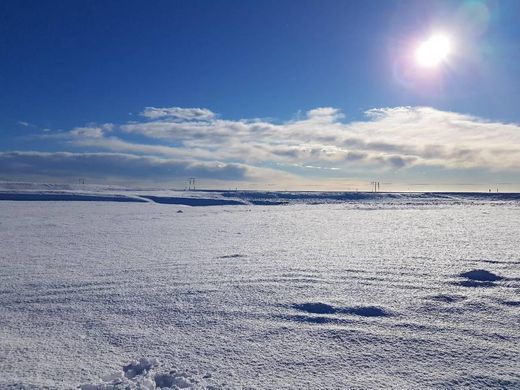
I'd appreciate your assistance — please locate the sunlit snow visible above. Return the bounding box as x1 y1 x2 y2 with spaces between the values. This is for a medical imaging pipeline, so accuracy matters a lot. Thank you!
0 183 519 389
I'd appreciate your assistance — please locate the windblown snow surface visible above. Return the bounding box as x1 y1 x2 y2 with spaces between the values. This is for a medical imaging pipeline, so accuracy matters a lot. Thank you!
1 187 520 389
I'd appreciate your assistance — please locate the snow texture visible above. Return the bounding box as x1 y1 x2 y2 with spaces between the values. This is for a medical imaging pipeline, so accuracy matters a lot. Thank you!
1 184 520 389
79 358 223 389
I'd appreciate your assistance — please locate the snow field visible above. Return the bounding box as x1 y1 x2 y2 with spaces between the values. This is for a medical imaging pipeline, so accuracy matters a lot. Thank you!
0 201 519 389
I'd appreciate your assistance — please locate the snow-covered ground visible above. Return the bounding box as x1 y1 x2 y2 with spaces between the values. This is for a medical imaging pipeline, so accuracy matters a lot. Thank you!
1 192 519 388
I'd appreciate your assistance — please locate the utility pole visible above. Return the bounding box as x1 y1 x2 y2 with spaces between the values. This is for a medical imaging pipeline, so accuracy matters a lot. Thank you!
188 177 196 190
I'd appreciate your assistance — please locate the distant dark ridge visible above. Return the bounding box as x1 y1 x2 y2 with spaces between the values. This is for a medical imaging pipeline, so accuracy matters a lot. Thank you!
427 192 520 201
219 191 520 203
0 192 147 203
2 190 519 205
249 200 287 205
140 195 247 206
221 191 376 200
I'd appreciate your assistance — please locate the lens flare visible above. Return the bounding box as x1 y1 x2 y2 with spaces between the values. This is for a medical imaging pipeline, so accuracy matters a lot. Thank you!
415 34 452 67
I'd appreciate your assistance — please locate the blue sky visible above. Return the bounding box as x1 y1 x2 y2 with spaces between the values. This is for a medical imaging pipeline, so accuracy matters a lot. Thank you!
1 0 520 190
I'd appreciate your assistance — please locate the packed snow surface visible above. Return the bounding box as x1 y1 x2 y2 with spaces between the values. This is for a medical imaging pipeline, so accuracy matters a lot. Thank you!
1 188 520 388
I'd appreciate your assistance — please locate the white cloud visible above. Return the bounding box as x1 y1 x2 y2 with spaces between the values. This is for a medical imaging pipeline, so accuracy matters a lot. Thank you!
0 151 248 181
111 105 520 171
0 150 299 187
305 107 345 122
11 105 520 187
140 106 216 121
344 107 520 170
69 127 105 139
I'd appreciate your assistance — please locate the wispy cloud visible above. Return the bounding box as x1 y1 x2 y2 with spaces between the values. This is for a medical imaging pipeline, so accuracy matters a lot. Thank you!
8 105 520 187
0 151 255 182
73 105 520 170
140 106 217 121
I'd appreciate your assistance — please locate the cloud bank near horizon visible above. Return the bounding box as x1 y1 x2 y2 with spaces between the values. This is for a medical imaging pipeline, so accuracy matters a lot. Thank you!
4 105 520 189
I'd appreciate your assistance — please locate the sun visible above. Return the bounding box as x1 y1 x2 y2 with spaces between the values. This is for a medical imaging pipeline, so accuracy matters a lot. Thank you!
415 34 452 67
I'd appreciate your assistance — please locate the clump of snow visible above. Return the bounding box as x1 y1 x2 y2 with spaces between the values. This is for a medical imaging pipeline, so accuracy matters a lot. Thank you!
80 358 222 390
123 358 159 379
154 371 198 389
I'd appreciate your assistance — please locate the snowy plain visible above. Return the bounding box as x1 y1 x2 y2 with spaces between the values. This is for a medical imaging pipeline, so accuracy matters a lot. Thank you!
0 186 519 389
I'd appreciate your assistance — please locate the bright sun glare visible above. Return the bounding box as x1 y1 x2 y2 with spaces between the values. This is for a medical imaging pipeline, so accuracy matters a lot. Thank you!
415 34 452 68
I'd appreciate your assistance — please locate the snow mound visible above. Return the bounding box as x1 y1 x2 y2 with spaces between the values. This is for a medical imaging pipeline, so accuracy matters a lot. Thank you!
293 302 391 317
293 302 337 314
459 269 504 282
80 358 223 390
343 306 391 317
456 269 505 287
287 314 337 324
123 358 159 379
